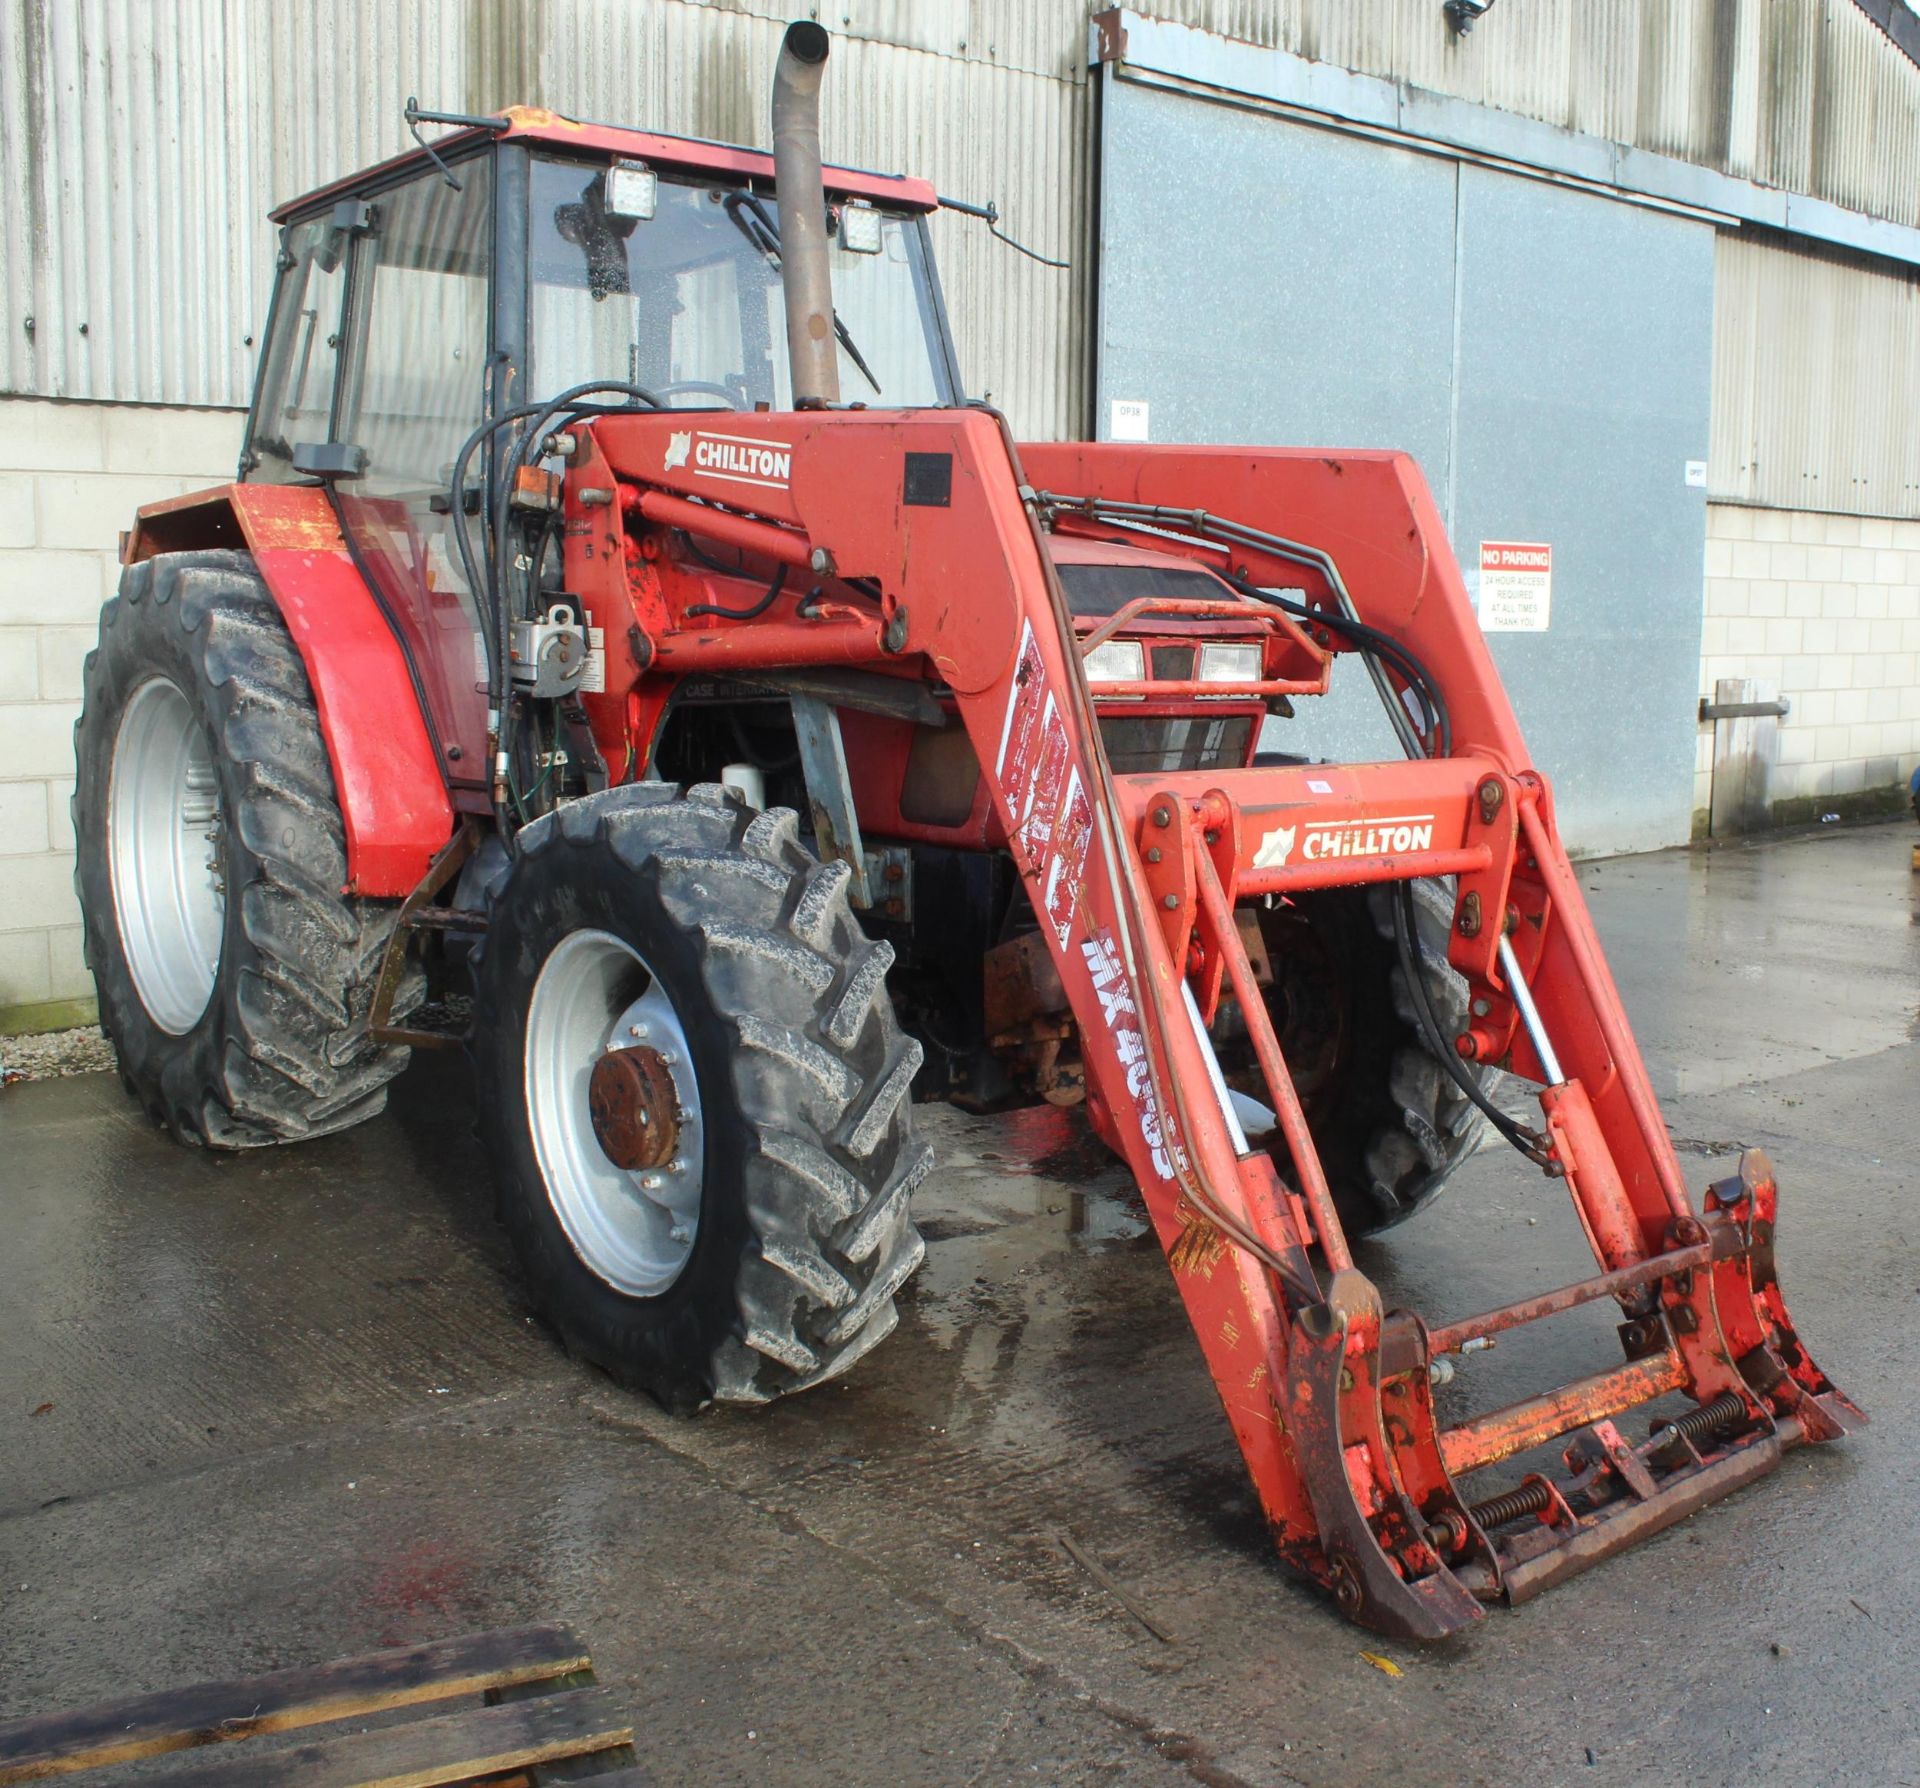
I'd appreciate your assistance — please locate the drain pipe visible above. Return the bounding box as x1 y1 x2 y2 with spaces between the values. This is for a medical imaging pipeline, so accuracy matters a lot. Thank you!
771 21 841 406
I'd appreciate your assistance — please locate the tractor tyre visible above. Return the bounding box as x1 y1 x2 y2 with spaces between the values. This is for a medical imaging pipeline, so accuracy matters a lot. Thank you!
72 549 417 1147
1254 878 1485 1239
469 782 930 1413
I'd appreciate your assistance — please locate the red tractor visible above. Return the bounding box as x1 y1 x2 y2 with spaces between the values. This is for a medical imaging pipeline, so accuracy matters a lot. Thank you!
74 25 1858 1635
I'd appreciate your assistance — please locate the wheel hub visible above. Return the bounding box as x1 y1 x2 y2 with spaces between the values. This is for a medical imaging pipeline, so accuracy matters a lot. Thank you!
588 1045 682 1171
108 676 226 1035
523 929 705 1297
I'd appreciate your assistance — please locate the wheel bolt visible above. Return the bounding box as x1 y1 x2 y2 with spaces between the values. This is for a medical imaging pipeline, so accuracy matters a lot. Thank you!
670 1223 691 1244
628 1023 648 1039
640 1173 662 1192
667 1156 686 1175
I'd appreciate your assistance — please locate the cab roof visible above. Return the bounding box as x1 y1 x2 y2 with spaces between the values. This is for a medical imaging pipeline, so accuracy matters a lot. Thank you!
270 105 941 224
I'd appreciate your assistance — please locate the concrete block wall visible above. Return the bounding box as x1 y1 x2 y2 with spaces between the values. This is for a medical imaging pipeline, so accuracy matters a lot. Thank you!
0 398 243 1033
2 402 1916 1030
1695 503 1920 833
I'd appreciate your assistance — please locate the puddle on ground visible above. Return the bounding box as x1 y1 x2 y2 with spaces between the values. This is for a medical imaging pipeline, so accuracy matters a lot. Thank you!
914 1102 1150 1247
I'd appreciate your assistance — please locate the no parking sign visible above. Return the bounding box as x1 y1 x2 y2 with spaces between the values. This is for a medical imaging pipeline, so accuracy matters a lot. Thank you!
1477 541 1553 632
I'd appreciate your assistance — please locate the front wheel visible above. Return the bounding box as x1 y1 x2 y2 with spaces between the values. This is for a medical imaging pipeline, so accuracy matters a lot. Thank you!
470 783 930 1412
1248 877 1486 1238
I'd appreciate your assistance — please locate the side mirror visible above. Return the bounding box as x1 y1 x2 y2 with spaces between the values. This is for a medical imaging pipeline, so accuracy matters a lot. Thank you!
291 441 369 481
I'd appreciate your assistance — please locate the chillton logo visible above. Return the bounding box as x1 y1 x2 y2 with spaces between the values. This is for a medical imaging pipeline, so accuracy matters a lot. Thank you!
667 430 792 490
1253 813 1435 867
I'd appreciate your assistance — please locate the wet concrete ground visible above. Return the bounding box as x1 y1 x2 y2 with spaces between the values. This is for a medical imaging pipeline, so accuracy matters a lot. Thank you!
4 821 1918 1786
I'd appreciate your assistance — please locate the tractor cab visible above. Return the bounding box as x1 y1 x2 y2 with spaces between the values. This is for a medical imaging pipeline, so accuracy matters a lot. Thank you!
239 106 962 789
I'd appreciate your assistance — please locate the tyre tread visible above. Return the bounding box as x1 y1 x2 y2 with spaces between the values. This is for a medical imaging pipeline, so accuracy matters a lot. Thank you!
475 785 926 1409
73 549 414 1149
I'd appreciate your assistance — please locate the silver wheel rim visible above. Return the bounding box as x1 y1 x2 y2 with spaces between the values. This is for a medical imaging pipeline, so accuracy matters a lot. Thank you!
524 928 705 1296
108 677 225 1035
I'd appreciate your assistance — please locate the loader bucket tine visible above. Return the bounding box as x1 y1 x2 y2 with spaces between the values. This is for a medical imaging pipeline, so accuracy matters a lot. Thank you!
1285 1272 1486 1636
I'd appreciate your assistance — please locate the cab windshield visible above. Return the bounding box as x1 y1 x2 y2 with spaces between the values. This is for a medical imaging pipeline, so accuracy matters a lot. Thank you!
529 157 953 409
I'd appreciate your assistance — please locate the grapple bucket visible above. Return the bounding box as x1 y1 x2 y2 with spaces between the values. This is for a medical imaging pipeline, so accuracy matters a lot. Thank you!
1092 755 1862 1634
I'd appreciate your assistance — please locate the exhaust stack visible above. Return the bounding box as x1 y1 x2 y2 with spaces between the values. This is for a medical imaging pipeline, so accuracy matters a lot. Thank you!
771 21 840 406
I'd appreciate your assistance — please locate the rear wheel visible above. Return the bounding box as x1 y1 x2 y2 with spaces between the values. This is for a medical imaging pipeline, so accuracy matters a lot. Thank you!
73 550 415 1146
471 782 930 1412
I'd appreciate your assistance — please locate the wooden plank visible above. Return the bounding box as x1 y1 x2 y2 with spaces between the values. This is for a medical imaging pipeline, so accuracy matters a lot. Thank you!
0 1626 592 1784
482 1677 635 1782
160 1686 632 1788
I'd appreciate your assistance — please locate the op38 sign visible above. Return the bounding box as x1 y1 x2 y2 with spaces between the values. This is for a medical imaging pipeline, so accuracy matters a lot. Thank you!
1477 541 1553 632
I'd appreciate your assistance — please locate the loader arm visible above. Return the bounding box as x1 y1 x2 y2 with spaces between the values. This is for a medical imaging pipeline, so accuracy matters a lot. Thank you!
590 405 1860 1636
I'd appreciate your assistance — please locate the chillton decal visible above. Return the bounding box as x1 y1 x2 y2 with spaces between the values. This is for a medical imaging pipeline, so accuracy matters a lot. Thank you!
1253 813 1436 869
663 429 793 490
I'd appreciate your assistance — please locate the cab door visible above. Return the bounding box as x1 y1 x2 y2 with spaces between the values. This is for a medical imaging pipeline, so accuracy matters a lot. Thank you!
331 165 495 792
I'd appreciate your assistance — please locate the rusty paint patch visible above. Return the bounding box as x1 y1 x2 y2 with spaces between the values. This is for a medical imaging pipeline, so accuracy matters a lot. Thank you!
1168 1203 1228 1279
246 509 347 554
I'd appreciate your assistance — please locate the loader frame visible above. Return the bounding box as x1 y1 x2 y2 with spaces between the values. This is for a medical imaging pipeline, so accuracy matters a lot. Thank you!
561 405 1861 1636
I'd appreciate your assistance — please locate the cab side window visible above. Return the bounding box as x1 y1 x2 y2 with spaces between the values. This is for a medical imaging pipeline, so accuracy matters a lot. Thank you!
246 216 349 482
338 171 493 497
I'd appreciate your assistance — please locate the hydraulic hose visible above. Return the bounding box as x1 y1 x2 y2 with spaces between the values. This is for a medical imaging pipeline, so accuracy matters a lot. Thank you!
686 563 789 622
458 381 662 838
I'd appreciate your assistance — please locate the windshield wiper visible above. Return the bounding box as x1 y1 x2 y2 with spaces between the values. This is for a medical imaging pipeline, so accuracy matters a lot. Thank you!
723 191 882 397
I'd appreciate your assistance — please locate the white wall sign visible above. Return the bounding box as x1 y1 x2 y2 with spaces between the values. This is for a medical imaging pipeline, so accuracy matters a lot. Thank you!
1109 398 1151 441
1477 541 1552 632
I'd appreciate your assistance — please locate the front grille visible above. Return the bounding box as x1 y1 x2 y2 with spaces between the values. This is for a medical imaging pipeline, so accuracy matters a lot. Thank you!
1098 714 1253 775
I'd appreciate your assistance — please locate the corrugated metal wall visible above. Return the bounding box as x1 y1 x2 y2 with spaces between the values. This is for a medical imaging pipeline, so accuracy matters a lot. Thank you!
0 0 1089 438
3 0 1918 461
1711 229 1920 515
1077 0 1920 229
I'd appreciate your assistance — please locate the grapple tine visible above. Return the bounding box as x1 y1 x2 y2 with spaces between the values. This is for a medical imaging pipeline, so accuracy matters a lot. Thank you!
1701 1148 1866 1440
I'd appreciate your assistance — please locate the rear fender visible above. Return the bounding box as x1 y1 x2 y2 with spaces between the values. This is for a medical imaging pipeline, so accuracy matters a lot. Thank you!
128 484 453 897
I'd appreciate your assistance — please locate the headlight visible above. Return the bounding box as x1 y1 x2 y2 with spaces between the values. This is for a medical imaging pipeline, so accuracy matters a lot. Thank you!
1083 640 1146 683
839 199 883 254
1198 643 1262 683
604 160 657 220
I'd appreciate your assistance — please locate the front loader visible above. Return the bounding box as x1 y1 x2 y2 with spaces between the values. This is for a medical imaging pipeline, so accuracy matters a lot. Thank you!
73 23 1858 1636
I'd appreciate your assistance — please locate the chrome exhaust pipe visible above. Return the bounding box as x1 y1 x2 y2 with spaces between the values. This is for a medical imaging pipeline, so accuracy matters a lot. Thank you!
771 20 840 406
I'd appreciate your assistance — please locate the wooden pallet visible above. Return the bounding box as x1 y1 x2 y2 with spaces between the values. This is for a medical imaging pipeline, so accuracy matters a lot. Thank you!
0 1624 642 1787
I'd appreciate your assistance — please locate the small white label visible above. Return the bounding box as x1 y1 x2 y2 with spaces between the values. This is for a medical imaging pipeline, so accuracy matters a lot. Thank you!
473 628 489 683
1684 459 1708 488
1306 777 1333 794
579 626 606 694
1477 541 1552 633
1109 398 1150 442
